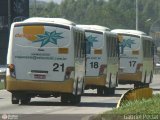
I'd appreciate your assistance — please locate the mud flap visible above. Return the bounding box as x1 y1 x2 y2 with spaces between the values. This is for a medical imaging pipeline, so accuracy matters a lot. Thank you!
117 87 153 108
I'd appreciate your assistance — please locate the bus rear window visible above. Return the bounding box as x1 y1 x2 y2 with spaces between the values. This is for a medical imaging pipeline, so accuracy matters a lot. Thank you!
85 31 103 49
13 25 70 48
119 35 140 53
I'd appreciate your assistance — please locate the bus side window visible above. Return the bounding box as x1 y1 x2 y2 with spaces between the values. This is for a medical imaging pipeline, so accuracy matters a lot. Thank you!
143 40 153 58
111 38 114 57
113 37 117 57
147 41 151 58
77 31 81 58
81 33 86 57
107 36 110 57
107 36 112 58
143 40 146 58
150 41 154 57
74 30 78 58
151 42 154 57
116 37 120 57
106 36 109 57
110 36 113 57
79 32 82 58
75 30 85 58
110 37 113 57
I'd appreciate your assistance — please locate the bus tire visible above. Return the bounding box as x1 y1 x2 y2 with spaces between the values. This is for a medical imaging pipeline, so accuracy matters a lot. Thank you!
104 87 115 96
20 97 31 105
97 88 104 95
143 83 149 87
134 82 149 88
110 88 115 95
81 78 85 94
134 83 140 88
61 94 68 103
116 72 118 86
70 95 81 104
12 94 19 104
143 71 147 84
149 71 153 83
141 71 149 87
104 88 109 96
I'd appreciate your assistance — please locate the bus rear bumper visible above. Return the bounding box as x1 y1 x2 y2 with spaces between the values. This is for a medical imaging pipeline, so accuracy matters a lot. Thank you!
118 72 142 84
84 75 106 89
5 76 74 93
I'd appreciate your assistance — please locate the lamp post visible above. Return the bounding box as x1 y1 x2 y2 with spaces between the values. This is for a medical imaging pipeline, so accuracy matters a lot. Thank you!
149 19 160 56
136 0 138 30
145 18 151 34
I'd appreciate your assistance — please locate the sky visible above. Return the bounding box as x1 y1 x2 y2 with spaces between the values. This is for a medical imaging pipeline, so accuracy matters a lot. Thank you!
37 0 63 4
37 0 108 4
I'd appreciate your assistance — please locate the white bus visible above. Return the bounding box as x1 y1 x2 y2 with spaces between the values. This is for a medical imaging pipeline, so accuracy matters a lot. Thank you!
6 17 86 104
77 25 119 95
111 29 154 87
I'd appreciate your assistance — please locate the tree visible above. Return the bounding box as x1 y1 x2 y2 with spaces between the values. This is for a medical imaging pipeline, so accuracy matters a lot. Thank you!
29 0 160 34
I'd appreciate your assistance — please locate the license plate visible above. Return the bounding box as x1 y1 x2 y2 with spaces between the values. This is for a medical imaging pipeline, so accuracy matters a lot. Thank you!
34 74 46 79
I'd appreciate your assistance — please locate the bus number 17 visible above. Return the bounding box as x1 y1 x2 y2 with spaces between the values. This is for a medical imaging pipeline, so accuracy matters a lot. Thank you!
129 61 136 67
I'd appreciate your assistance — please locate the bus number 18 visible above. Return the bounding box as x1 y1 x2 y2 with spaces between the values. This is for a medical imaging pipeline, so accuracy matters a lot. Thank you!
90 62 99 69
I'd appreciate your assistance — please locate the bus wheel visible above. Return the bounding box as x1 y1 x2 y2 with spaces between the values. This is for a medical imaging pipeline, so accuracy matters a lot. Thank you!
12 94 19 104
20 97 31 105
104 87 115 96
134 82 149 88
149 71 153 83
97 88 104 95
70 95 81 104
81 78 85 94
61 94 69 103
134 83 140 88
110 88 115 95
142 83 149 87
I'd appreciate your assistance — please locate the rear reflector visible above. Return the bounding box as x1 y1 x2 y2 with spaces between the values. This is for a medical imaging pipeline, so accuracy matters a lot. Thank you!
58 48 68 54
8 64 15 70
8 64 16 78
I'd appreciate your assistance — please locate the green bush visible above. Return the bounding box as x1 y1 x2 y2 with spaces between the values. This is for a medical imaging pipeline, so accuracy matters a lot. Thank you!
93 94 160 120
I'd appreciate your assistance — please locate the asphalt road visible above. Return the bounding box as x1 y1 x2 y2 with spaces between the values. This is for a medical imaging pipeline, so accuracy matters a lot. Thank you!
0 74 159 120
0 89 121 120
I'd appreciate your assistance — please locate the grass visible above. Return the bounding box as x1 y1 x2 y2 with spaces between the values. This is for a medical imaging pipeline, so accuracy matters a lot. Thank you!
0 82 4 90
93 94 160 120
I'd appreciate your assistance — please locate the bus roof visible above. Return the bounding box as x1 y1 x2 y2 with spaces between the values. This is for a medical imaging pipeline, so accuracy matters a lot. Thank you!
22 17 76 26
111 29 147 36
77 25 110 32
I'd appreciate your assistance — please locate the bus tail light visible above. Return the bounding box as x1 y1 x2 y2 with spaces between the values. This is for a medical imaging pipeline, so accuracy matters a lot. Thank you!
136 63 143 72
99 64 107 75
64 67 74 79
8 64 16 78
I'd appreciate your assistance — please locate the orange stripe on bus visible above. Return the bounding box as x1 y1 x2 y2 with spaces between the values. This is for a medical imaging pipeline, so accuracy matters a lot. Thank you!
94 49 102 54
58 48 68 54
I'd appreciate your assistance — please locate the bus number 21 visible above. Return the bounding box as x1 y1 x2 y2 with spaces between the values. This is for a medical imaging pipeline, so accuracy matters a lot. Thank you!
53 63 64 72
